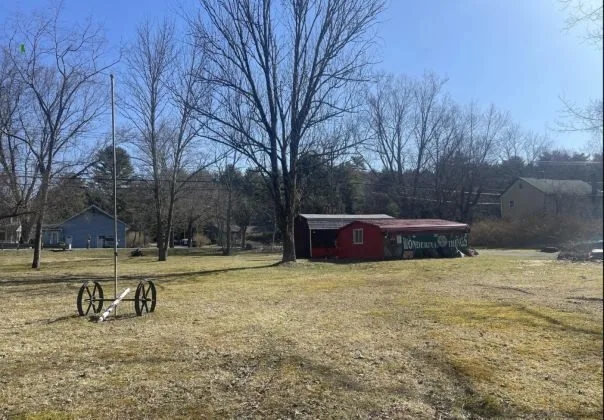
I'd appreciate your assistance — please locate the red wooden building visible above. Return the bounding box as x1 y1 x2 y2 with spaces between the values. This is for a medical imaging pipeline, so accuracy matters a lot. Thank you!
294 214 393 258
336 219 470 260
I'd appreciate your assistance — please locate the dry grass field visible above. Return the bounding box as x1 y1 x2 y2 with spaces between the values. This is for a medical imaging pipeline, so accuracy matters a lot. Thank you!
0 248 602 419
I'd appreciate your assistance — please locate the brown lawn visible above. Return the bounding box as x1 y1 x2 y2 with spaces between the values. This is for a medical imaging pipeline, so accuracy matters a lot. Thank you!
0 248 602 419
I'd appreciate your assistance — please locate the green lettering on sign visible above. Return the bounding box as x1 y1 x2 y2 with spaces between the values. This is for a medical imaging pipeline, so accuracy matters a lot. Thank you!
402 233 468 250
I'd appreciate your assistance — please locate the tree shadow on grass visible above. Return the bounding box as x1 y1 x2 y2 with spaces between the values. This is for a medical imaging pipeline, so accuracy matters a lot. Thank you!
0 262 280 288
23 313 80 325
451 301 602 337
473 283 534 295
510 304 603 336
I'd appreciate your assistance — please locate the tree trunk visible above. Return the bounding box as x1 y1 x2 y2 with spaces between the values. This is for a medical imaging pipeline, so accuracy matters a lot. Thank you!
271 213 277 251
156 212 166 261
240 225 247 249
31 174 51 269
158 243 167 260
20 216 34 246
224 188 232 256
187 218 194 248
161 199 177 261
31 217 44 269
281 207 296 262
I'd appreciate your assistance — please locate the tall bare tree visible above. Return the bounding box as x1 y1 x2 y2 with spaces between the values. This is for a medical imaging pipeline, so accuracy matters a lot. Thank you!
425 103 464 218
557 97 603 156
557 0 603 155
410 72 449 208
124 20 212 261
191 0 384 262
0 50 39 228
560 0 603 47
364 74 414 215
2 7 116 268
521 130 553 165
499 125 552 164
454 103 509 221
217 151 241 256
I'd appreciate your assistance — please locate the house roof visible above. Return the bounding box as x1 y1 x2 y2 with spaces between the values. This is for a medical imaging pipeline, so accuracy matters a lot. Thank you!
52 205 129 228
299 213 393 230
517 178 599 196
345 218 469 233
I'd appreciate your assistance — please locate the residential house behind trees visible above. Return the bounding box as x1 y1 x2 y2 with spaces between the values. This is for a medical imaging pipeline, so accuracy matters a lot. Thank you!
500 177 603 220
42 205 128 249
0 217 22 246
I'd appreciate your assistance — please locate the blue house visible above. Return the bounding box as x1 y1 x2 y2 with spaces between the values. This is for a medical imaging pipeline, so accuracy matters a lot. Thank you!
42 205 128 248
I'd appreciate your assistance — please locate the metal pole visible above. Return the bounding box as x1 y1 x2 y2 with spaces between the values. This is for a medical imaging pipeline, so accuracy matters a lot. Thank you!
111 74 118 314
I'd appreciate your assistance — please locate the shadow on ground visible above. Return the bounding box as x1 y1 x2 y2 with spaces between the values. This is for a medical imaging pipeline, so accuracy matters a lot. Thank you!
0 263 280 288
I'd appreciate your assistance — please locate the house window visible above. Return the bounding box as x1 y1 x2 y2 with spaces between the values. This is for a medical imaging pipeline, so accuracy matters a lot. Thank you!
518 182 523 189
353 228 363 244
509 200 515 208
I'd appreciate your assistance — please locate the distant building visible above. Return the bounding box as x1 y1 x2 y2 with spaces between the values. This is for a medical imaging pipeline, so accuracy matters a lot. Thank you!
294 214 393 258
42 205 128 248
500 177 603 220
336 219 469 260
0 217 22 246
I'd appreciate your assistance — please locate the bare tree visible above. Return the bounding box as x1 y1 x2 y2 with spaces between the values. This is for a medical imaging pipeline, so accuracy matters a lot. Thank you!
0 50 39 228
123 20 212 261
217 151 240 255
2 7 117 268
191 0 384 262
364 74 414 215
560 0 603 47
557 0 602 155
426 102 464 218
499 125 552 165
455 103 509 221
556 97 603 156
499 123 525 162
522 130 553 165
409 73 449 214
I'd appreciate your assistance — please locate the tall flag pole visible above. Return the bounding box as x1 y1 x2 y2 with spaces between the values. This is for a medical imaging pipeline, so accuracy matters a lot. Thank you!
111 74 118 316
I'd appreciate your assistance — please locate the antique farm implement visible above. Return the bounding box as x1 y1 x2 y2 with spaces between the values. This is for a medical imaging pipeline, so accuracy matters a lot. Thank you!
76 74 157 321
76 280 156 318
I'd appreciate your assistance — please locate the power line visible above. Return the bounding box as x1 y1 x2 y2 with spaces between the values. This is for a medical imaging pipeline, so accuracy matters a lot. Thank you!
536 160 603 165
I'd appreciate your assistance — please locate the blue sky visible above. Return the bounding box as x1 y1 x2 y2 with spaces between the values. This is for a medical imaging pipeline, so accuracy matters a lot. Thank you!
2 0 602 151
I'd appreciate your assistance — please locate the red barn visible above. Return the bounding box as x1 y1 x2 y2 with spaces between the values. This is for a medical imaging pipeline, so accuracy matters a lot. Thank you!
294 214 393 258
336 219 470 260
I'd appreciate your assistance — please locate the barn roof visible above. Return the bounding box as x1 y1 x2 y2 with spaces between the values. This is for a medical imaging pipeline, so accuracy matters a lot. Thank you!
346 218 469 233
299 214 393 230
503 177 599 196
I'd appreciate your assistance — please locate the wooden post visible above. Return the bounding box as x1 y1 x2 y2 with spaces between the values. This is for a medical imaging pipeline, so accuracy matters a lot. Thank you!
97 288 130 323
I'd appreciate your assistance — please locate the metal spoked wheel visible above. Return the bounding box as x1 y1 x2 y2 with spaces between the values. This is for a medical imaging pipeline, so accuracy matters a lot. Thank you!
135 280 156 316
77 281 104 316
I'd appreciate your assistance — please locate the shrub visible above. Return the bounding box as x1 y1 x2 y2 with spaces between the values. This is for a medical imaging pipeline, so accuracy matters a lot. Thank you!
470 214 602 248
193 233 210 247
126 231 147 248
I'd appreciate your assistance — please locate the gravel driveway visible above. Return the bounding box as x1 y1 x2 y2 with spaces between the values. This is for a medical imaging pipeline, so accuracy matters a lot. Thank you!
476 248 559 260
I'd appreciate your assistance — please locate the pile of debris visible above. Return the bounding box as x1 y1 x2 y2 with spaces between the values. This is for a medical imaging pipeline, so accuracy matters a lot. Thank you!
556 240 603 262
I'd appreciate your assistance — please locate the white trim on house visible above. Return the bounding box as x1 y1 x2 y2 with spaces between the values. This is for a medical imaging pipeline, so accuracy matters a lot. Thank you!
353 228 364 245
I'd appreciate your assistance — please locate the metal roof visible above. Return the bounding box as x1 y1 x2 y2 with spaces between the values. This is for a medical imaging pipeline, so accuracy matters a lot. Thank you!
348 218 469 233
519 178 597 196
299 214 393 230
